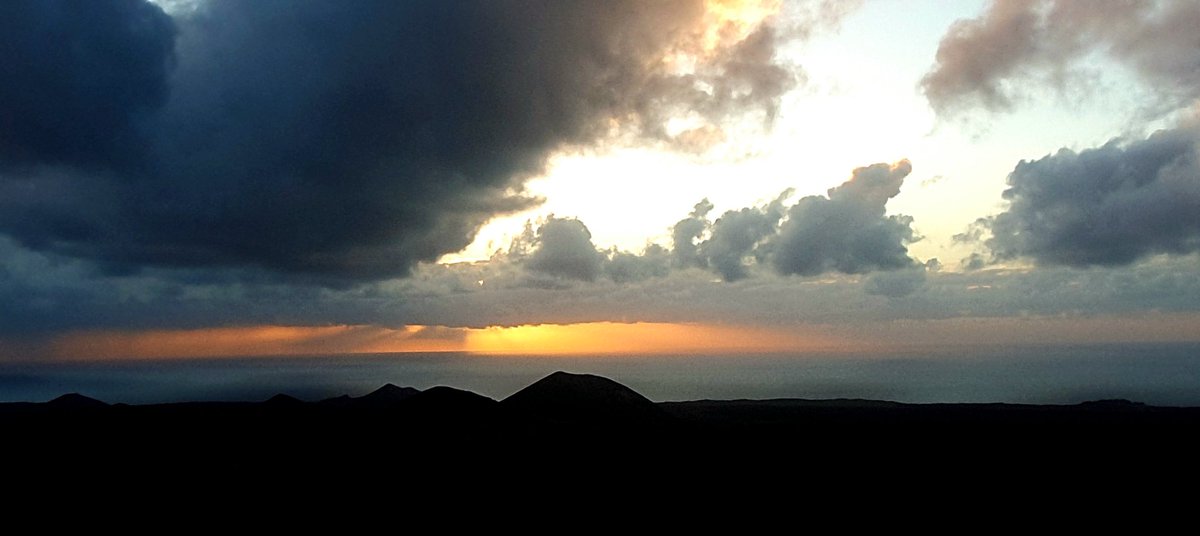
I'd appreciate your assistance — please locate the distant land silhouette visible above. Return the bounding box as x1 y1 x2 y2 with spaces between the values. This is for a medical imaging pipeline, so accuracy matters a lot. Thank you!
4 371 1199 490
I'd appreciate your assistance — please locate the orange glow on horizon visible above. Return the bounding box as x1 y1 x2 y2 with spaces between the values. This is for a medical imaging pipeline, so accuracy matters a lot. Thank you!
463 321 831 355
48 325 465 360
17 313 1200 362
35 321 838 361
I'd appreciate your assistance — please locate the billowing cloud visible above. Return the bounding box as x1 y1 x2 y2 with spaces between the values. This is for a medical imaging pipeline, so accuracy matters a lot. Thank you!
605 245 671 284
671 199 715 270
979 127 1200 266
0 0 806 283
509 217 669 285
922 0 1200 116
664 161 918 282
522 218 605 283
701 191 790 281
771 160 918 276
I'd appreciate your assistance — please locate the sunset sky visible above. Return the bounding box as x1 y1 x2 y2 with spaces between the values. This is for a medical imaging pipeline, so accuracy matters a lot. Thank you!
2 0 1200 362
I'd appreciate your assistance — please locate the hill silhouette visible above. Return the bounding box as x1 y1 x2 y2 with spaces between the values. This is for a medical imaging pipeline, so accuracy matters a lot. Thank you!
264 393 305 407
360 383 421 405
5 371 1200 485
46 393 108 409
501 371 663 424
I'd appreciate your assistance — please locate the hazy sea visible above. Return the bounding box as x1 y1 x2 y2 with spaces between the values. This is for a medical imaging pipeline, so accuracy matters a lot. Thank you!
2 342 1200 406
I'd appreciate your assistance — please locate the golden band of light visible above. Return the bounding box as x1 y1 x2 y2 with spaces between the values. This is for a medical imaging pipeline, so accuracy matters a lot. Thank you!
32 321 833 361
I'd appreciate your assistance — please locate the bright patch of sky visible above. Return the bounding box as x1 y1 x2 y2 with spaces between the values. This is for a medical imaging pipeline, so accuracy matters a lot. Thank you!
440 0 1161 268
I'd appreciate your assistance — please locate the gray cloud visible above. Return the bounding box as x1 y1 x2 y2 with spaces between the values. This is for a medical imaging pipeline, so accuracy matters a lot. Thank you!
671 199 714 270
865 265 928 298
7 226 1200 349
0 0 804 284
771 160 918 276
523 217 605 283
0 0 176 170
922 0 1200 116
509 217 670 286
980 126 1200 266
665 161 918 282
605 245 671 284
701 191 790 281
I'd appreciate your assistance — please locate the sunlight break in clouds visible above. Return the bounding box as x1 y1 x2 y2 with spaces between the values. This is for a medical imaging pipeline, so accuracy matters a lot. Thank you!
23 322 843 361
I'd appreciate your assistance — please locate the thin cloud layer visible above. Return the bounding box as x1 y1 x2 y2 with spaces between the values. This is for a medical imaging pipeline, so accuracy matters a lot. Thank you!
0 0 807 283
923 0 1200 116
980 126 1200 266
7 225 1200 341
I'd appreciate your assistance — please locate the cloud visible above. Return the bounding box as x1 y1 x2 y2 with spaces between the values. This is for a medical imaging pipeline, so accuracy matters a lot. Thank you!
865 265 928 298
980 126 1200 266
509 217 670 285
605 245 671 284
770 160 918 276
0 0 804 283
671 199 715 270
922 0 1200 116
0 153 927 343
0 0 176 170
522 217 606 283
664 161 918 282
701 191 790 281
7 229 1200 349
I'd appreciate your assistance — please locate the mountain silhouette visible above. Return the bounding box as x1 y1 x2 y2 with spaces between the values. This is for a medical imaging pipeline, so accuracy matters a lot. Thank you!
360 383 421 404
316 394 355 407
406 386 496 413
47 393 108 409
318 383 422 409
264 393 305 406
501 371 662 424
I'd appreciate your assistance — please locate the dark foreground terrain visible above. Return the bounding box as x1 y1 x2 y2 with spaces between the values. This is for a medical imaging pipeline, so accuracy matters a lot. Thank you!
5 371 1200 502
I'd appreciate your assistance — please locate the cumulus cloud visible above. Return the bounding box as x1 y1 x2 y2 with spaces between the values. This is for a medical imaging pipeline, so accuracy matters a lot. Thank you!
671 199 715 270
522 218 606 283
771 160 918 276
507 217 670 286
922 0 1200 116
701 191 790 281
0 0 811 283
662 161 918 282
979 127 1200 266
605 245 671 284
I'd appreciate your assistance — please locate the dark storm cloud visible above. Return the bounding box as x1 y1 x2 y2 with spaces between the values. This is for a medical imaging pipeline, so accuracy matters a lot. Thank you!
980 127 1200 267
770 160 918 276
922 0 1200 116
0 0 799 283
0 0 176 170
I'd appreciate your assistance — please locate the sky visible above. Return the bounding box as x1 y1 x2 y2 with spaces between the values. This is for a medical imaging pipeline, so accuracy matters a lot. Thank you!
2 0 1200 362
